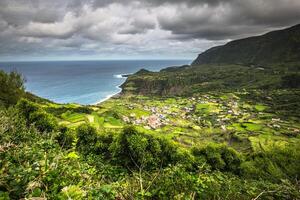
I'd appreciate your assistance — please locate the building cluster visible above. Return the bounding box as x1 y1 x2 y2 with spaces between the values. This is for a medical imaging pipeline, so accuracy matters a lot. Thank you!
119 94 282 132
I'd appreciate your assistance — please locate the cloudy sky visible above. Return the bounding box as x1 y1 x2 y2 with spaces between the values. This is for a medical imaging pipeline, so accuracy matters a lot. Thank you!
0 0 299 61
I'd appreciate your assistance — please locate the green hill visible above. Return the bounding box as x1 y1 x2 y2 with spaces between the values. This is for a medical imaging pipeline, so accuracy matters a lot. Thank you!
192 24 300 66
121 24 300 97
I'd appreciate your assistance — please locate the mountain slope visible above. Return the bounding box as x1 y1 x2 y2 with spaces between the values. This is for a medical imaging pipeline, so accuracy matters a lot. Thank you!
121 24 300 97
192 24 300 66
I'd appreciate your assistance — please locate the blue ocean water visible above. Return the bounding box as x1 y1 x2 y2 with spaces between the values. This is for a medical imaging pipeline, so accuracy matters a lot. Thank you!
0 60 190 105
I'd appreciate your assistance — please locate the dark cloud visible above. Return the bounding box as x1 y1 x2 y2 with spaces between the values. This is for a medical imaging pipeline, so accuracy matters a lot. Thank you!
157 0 300 40
0 0 299 60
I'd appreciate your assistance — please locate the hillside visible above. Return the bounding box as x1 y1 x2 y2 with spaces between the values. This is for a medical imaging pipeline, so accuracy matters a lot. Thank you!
192 24 300 66
121 24 300 97
121 62 300 97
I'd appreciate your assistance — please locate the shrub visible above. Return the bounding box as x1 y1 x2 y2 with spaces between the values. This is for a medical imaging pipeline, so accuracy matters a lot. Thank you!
95 132 114 157
150 164 199 199
16 98 58 132
0 70 25 107
56 126 75 149
76 124 114 154
76 124 98 153
0 108 35 144
73 106 93 114
109 126 180 170
58 185 86 200
16 98 39 121
241 144 300 181
192 143 242 174
29 110 57 132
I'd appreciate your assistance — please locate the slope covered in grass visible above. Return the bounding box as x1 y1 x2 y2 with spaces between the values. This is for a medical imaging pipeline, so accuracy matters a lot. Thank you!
192 24 300 66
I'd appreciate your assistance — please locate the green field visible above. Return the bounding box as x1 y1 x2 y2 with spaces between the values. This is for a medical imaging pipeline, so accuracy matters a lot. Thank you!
38 90 300 155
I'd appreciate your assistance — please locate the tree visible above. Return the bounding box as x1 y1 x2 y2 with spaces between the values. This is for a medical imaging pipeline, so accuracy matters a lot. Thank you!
0 70 25 107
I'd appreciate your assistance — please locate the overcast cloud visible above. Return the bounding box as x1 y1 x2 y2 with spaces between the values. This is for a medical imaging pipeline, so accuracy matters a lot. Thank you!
0 0 299 60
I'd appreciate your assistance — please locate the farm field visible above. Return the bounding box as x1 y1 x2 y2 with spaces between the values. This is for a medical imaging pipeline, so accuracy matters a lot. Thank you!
40 89 300 154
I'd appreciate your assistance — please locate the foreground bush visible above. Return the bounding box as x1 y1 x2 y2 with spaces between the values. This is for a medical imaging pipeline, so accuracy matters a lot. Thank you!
192 143 243 174
0 108 104 199
1 110 299 199
119 165 300 199
109 126 182 170
76 124 114 156
29 110 57 132
76 125 187 170
17 98 58 132
242 144 300 182
55 125 75 149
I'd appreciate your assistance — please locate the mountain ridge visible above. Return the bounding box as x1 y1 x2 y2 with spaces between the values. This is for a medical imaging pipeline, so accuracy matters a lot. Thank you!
121 24 300 96
192 24 300 66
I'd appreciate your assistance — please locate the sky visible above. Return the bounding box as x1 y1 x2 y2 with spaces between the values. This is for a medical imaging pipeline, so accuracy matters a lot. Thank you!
0 0 299 61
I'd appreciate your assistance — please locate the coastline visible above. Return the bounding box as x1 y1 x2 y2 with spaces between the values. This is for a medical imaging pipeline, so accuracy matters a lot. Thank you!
93 73 129 105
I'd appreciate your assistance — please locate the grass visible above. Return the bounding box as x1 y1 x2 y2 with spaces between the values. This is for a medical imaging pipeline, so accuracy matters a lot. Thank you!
242 122 263 132
255 104 268 111
61 112 86 123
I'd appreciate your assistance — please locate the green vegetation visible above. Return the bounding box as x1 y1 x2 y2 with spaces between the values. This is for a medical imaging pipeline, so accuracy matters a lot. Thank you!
0 70 24 107
1 77 299 199
121 63 300 96
192 24 300 66
1 24 300 199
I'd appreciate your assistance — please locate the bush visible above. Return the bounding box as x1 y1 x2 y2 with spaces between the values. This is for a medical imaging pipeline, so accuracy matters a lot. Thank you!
56 126 75 149
76 124 99 153
0 108 36 144
192 143 242 174
96 132 114 157
76 125 194 171
16 98 58 132
16 98 39 121
58 185 86 200
150 164 199 199
73 106 93 114
0 70 25 107
241 144 300 181
29 111 57 132
76 124 114 156
109 126 181 170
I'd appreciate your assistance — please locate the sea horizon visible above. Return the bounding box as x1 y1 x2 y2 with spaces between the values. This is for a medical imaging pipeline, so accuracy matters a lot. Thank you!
0 59 191 105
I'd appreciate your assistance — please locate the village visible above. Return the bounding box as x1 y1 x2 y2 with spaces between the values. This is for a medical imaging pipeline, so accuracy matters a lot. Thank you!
36 89 299 152
54 90 300 143
115 93 282 133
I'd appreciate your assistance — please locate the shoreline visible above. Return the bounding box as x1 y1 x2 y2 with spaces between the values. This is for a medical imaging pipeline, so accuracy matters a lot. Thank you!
93 73 129 105
93 86 122 105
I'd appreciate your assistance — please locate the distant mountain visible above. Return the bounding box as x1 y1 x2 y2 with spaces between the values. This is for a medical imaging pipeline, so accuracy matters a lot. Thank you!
121 24 300 97
192 24 300 66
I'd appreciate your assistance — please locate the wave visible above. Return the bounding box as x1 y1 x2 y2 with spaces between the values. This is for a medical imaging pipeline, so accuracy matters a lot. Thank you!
92 87 122 105
113 74 125 79
92 79 125 105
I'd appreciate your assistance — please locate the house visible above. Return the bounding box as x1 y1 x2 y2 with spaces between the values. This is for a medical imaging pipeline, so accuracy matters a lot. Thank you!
122 116 130 123
147 115 161 129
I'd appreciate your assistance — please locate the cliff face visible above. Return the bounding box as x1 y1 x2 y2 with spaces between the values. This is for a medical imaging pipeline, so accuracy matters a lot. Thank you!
192 24 300 66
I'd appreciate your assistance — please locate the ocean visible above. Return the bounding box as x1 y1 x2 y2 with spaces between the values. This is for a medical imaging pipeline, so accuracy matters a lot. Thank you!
0 60 190 105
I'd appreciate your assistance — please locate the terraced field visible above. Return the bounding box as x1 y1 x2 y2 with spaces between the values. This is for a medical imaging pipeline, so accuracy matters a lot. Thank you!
38 89 300 155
